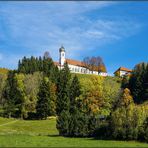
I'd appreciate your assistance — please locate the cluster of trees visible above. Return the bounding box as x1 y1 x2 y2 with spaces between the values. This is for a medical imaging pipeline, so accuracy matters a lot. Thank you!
18 53 59 83
111 88 148 142
0 53 147 143
0 53 58 119
83 56 107 73
111 62 148 142
56 63 121 137
56 62 148 142
129 63 148 103
57 63 99 137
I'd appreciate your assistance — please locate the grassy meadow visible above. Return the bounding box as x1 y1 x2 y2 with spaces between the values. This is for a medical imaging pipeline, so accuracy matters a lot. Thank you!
0 117 148 147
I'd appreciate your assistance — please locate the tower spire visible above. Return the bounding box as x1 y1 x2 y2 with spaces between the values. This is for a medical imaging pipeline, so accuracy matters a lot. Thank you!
59 45 66 66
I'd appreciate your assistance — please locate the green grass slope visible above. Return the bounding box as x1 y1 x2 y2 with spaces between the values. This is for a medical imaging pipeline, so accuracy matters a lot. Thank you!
0 117 147 147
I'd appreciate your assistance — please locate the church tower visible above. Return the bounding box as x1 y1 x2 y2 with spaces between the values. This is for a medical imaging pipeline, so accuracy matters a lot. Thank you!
59 46 65 66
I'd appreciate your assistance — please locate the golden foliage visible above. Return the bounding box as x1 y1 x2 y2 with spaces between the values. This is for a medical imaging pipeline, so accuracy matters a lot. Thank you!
98 64 107 73
0 68 9 75
120 88 134 107
79 75 104 115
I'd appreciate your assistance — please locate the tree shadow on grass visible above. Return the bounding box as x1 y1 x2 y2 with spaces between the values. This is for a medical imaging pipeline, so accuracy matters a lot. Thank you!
47 134 60 137
47 134 113 141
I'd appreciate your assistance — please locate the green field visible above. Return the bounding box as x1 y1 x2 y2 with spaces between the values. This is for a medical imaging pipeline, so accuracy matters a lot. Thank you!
0 117 147 147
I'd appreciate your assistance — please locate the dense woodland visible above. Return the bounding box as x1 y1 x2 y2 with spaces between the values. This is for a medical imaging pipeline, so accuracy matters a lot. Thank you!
0 55 147 143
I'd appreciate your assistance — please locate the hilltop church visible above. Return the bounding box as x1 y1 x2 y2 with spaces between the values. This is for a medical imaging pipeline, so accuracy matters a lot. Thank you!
54 46 108 76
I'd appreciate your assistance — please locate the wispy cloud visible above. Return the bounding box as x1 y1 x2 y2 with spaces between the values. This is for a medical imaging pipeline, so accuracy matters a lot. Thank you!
0 1 144 69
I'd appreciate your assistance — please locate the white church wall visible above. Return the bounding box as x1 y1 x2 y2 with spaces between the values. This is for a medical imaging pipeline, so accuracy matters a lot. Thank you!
98 72 108 76
68 64 88 74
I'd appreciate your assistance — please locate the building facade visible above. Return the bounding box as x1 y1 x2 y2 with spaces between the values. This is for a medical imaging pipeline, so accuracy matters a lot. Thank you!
54 46 108 76
114 67 132 77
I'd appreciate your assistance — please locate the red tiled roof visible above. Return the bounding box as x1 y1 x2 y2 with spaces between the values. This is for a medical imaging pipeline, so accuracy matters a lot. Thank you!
54 59 107 72
54 59 85 67
66 58 85 67
114 67 132 74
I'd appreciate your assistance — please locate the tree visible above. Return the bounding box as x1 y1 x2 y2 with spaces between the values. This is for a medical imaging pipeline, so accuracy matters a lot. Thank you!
129 62 148 103
143 117 148 142
143 64 148 102
48 82 57 116
3 70 19 118
83 57 90 71
68 75 81 136
111 88 148 141
43 51 51 59
111 88 134 140
24 72 43 118
56 110 70 136
121 75 130 89
83 56 107 74
78 75 103 115
56 62 71 136
69 75 81 113
102 76 121 115
56 62 71 115
98 64 107 73
0 74 7 106
17 53 56 77
14 73 27 119
36 77 51 119
118 88 133 108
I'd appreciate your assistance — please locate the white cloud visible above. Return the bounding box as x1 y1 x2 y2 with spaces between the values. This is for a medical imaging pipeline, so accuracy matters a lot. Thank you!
0 1 143 67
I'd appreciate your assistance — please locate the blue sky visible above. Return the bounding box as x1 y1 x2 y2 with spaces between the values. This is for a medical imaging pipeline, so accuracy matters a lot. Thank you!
0 1 148 75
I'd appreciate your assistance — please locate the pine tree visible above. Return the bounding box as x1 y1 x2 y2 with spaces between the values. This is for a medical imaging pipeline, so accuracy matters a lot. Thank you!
56 62 71 136
68 75 82 136
143 64 148 102
14 73 27 119
129 62 148 103
56 110 70 136
3 70 18 118
48 82 57 116
69 75 81 113
36 77 50 119
56 62 71 115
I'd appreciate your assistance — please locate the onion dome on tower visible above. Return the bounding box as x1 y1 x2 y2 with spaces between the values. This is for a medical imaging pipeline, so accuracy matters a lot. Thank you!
59 45 65 52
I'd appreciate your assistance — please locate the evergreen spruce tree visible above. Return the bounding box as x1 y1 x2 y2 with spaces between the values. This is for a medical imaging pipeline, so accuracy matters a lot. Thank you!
143 64 148 102
48 82 57 116
56 62 71 136
56 110 70 136
36 77 50 119
14 73 27 119
38 56 43 71
129 62 148 103
69 75 81 112
56 62 71 115
68 75 81 136
3 70 18 117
